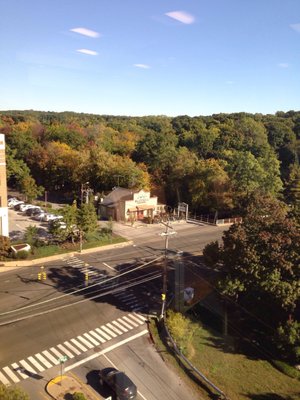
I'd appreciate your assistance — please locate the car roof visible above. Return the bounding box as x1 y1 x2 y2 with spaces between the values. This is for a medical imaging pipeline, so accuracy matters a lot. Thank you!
108 370 135 387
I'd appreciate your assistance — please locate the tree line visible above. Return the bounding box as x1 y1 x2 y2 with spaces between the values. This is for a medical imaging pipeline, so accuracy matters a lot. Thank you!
0 109 299 215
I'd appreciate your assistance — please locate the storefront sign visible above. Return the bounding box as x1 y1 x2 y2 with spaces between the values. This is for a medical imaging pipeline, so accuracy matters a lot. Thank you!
134 191 150 204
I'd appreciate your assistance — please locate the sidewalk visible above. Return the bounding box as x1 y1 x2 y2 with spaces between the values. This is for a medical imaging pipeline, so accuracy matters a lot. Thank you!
46 374 100 400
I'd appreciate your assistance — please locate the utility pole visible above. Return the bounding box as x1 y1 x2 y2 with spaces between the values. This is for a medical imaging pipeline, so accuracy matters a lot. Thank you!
159 221 176 319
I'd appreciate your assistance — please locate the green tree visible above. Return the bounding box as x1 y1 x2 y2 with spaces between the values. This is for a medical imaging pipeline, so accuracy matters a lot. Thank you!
0 384 30 400
19 174 44 202
189 158 233 212
226 150 282 207
212 195 299 320
24 225 39 246
77 202 98 235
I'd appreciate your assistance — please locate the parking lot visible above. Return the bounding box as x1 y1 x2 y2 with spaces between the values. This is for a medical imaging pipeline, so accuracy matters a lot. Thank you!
8 198 63 241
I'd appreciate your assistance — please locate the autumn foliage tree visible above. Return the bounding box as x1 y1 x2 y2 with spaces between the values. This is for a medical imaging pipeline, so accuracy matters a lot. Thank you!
203 195 300 361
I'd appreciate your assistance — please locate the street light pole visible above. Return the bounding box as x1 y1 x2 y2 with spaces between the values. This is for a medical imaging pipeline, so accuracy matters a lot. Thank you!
159 221 176 319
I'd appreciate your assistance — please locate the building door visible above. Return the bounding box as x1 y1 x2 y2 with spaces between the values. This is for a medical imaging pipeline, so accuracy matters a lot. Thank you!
137 210 144 220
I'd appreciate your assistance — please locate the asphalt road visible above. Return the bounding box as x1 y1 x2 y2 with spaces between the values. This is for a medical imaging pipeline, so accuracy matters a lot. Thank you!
0 218 227 398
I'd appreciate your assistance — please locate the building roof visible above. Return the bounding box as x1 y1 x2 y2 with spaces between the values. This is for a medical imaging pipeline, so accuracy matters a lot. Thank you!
101 187 138 207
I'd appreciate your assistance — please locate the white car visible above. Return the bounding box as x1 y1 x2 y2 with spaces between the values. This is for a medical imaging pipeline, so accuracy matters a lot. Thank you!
19 204 36 212
32 210 47 221
42 213 63 222
8 199 23 207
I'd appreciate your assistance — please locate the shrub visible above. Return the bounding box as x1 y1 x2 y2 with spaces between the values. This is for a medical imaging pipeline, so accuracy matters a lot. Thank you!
166 310 199 357
271 359 300 380
72 392 86 400
15 250 29 260
0 235 11 259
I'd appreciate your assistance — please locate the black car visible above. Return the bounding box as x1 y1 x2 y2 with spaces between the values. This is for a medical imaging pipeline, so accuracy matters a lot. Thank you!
99 368 137 400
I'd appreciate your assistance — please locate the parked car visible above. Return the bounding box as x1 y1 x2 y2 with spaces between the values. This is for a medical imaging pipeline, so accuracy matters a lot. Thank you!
8 197 20 207
19 204 35 212
10 200 24 209
99 368 137 400
32 210 47 221
49 220 67 230
42 213 63 222
26 206 41 216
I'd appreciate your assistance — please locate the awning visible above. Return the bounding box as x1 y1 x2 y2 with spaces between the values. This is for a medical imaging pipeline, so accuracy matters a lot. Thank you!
128 204 155 212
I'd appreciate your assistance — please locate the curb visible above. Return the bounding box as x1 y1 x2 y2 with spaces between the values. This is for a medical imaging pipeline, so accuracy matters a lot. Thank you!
0 240 133 270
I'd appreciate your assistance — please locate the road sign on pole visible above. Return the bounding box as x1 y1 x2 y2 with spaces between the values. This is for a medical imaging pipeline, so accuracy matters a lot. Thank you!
59 356 68 386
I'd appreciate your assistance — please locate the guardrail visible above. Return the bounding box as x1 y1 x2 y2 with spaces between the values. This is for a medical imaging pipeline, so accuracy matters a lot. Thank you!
162 318 229 400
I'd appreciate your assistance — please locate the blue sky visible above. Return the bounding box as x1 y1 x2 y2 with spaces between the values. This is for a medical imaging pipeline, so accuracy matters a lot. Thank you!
0 0 300 117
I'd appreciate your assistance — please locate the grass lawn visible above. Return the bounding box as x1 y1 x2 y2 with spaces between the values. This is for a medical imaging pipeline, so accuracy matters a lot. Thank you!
151 319 300 400
10 234 127 260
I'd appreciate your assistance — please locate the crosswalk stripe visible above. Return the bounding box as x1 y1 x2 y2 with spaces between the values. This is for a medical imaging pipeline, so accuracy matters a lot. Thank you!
70 338 87 352
101 325 117 338
0 370 10 385
95 328 111 341
89 330 106 343
133 313 147 323
128 313 144 325
3 367 19 383
119 293 135 300
57 344 75 359
77 336 94 349
42 350 60 365
107 322 123 335
49 347 64 359
11 363 28 380
63 341 81 355
123 315 138 327
118 317 134 330
19 360 36 374
35 353 52 369
83 333 100 346
112 320 128 332
27 356 45 372
127 299 140 306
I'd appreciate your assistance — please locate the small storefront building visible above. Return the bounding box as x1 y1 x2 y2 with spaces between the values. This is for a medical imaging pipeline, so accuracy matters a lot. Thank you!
99 187 165 222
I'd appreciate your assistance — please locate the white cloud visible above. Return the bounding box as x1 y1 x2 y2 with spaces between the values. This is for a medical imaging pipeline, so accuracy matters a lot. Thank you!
290 23 300 33
77 49 98 56
134 63 150 69
70 27 100 38
278 63 289 68
165 11 195 25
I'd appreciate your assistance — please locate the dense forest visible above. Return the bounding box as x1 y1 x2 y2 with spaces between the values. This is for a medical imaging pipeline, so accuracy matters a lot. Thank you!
0 109 299 215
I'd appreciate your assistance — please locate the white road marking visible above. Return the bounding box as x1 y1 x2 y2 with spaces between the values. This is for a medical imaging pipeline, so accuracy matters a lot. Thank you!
112 320 128 333
129 313 145 324
103 262 115 271
89 330 106 343
49 347 64 359
27 356 45 372
35 353 52 369
77 335 94 349
65 329 148 371
101 325 117 338
2 367 19 383
63 341 81 356
117 317 134 330
19 359 36 374
11 363 28 380
42 350 59 365
106 322 123 335
57 344 75 359
0 370 10 385
71 338 88 352
123 315 138 327
83 332 100 346
95 328 111 341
